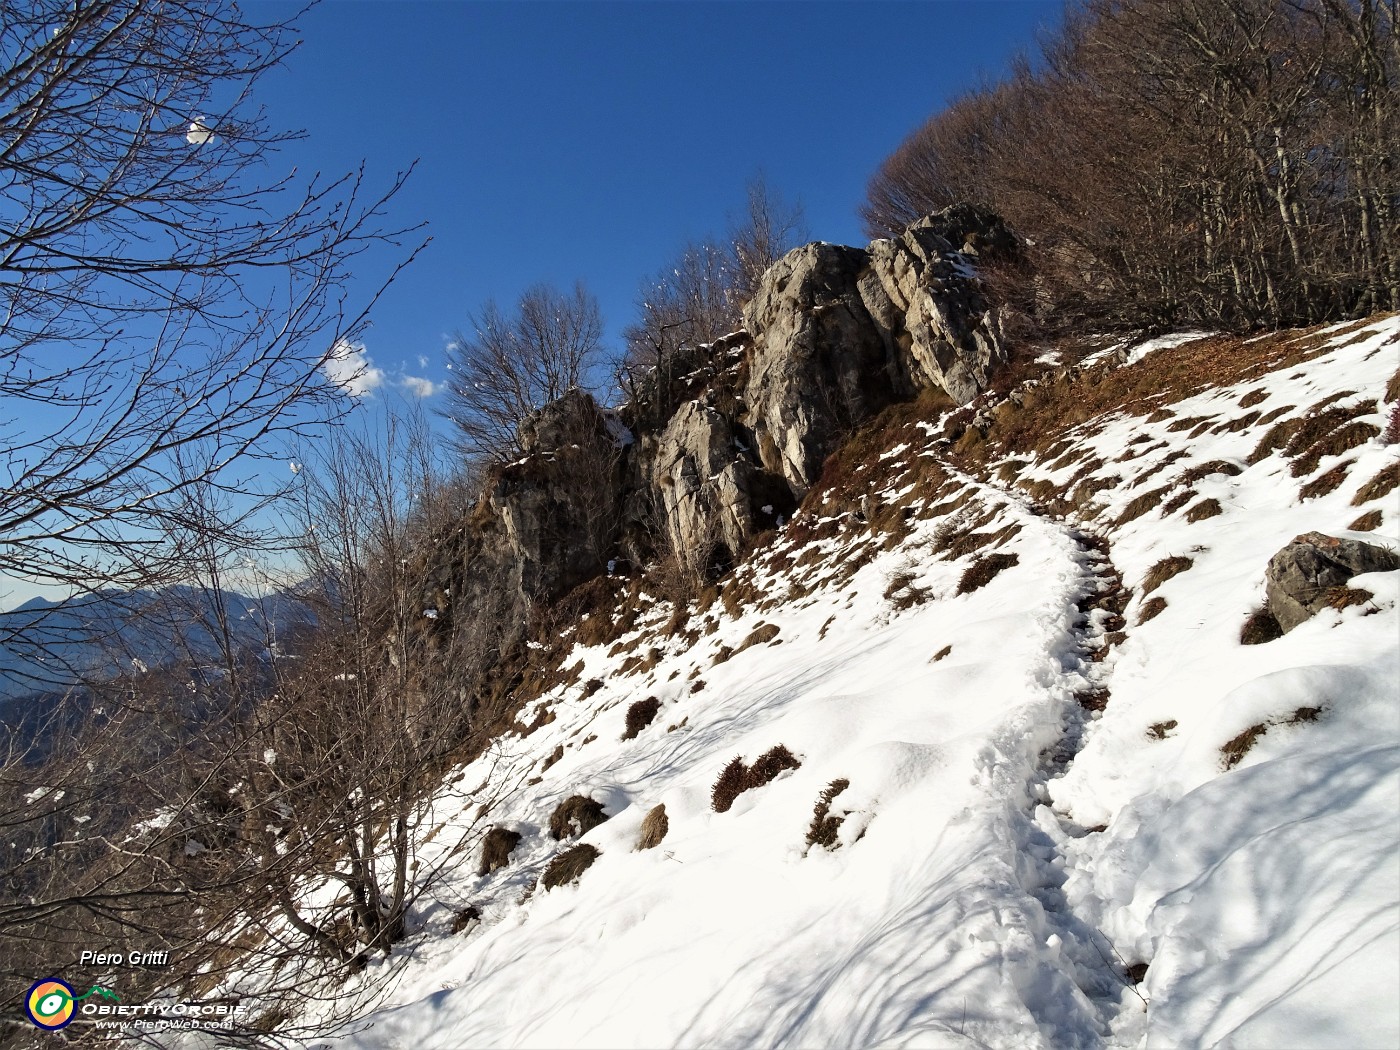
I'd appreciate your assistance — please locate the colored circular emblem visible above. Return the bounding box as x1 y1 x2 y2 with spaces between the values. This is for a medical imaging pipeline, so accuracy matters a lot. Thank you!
25 978 76 1029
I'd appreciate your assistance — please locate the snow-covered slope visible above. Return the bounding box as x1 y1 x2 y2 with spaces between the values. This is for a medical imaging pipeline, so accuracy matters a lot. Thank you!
285 318 1397 1049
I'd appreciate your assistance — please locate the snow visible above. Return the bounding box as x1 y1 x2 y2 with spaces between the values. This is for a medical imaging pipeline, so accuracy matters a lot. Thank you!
200 320 1399 1049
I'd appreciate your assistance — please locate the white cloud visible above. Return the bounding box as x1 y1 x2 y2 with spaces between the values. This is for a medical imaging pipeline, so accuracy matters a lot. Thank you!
186 117 214 146
417 354 429 369
322 340 385 397
398 375 439 398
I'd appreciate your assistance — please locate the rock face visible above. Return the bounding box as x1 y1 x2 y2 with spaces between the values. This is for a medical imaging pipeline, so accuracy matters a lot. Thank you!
422 206 1018 684
1264 531 1399 632
490 390 626 602
651 401 756 569
741 206 1016 499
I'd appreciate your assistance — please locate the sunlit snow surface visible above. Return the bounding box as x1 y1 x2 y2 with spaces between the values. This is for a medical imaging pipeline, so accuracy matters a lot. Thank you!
244 319 1396 1049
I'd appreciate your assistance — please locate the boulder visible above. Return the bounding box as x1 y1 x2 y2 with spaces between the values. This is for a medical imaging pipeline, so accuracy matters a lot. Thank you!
741 242 900 498
1264 531 1399 633
651 401 755 568
740 208 1016 500
862 210 1012 404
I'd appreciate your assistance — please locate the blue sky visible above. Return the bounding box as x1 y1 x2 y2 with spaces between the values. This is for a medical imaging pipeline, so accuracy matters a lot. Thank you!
1 1 1062 611
261 0 1062 404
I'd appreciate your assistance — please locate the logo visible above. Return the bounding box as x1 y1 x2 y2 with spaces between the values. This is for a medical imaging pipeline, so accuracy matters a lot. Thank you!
24 978 119 1030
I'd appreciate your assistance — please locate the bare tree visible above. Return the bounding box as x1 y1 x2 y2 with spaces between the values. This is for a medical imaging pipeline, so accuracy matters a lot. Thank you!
443 282 607 462
728 173 809 307
0 0 424 616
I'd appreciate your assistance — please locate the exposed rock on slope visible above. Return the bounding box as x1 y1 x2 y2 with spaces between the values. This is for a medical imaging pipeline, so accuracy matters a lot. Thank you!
421 207 1017 682
1264 531 1399 632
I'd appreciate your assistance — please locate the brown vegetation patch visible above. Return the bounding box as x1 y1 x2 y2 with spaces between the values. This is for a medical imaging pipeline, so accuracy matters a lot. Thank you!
549 795 609 840
1159 490 1193 516
622 697 662 741
819 615 837 640
1240 607 1284 645
1324 586 1374 612
1185 498 1222 522
541 844 600 890
735 622 781 656
1175 460 1243 487
541 744 564 772
1147 720 1178 740
1222 706 1325 770
1077 688 1111 712
451 905 482 934
1289 421 1380 477
957 552 1019 595
932 644 953 661
1238 390 1268 408
1352 463 1399 505
1116 486 1170 526
946 329 1346 470
1349 509 1383 531
711 745 802 813
478 828 522 877
1142 556 1193 595
884 569 934 611
806 779 851 850
636 804 669 850
1213 410 1261 434
1137 596 1168 624
1299 462 1351 500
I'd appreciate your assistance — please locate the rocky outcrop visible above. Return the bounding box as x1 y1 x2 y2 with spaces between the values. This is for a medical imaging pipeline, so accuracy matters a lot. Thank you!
651 401 756 568
741 242 899 497
1264 531 1399 632
424 207 1018 680
490 390 626 602
740 206 1016 500
862 211 1012 404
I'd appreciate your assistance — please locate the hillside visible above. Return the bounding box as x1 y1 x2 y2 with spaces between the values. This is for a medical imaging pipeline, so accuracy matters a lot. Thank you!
229 315 1400 1048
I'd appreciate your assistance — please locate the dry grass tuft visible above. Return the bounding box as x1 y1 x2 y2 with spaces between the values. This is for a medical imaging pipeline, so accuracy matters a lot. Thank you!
1299 462 1351 500
1137 596 1168 624
1175 460 1243 487
711 745 802 813
806 779 851 850
1221 722 1270 769
957 552 1019 595
1349 509 1383 531
1185 498 1223 521
884 568 934 611
1115 486 1170 526
1142 556 1193 595
734 622 781 655
1324 585 1374 611
1352 463 1399 505
1222 706 1325 769
549 795 609 840
622 697 662 741
1240 607 1284 645
1147 719 1178 739
636 804 669 850
541 844 600 890
1289 421 1380 477
477 827 521 877
931 644 953 662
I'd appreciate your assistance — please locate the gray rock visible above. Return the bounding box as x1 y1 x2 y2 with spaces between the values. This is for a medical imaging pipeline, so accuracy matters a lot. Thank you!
651 400 754 568
1264 531 1399 632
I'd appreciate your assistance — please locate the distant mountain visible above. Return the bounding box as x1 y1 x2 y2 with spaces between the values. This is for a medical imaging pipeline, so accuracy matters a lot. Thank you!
0 584 313 713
